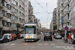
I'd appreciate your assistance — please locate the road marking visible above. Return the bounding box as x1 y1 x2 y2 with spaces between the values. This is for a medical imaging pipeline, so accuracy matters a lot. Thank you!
51 43 55 45
43 43 48 45
5 44 9 46
38 43 42 45
36 36 44 44
10 43 15 46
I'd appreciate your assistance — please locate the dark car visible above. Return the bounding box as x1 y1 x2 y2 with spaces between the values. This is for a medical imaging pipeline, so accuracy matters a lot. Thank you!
44 33 52 41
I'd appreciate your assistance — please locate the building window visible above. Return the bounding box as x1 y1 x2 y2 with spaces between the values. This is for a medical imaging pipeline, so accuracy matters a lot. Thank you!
2 10 7 17
15 16 18 20
16 2 18 6
2 20 7 26
7 4 11 9
7 13 11 18
12 0 16 5
67 22 69 25
7 22 9 27
3 1 7 7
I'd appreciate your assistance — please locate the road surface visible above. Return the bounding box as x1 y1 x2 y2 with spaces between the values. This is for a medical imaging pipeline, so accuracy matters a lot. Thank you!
0 36 75 50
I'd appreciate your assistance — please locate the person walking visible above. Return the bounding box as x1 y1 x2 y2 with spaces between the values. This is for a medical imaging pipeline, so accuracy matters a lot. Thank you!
71 33 74 44
68 33 71 44
19 33 21 38
66 32 68 43
12 34 14 40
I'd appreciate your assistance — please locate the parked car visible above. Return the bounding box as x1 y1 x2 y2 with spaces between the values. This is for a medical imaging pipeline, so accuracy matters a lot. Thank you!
44 33 52 41
20 34 24 38
55 34 62 39
54 33 57 38
0 34 12 43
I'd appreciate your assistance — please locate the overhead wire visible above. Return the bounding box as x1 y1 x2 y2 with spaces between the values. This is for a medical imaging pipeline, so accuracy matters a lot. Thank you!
35 0 49 14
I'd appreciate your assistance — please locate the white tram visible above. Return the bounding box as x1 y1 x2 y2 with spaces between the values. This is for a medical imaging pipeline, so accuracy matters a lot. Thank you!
24 23 41 41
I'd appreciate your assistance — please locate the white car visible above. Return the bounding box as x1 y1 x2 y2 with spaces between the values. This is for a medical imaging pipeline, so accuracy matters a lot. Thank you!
0 34 12 43
20 34 24 38
55 34 62 39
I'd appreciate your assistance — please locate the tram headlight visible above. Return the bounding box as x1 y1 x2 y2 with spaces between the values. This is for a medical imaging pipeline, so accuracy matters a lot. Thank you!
26 37 28 38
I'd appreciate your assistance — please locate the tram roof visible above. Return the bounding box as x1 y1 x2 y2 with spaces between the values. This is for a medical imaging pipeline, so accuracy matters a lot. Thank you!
24 23 36 26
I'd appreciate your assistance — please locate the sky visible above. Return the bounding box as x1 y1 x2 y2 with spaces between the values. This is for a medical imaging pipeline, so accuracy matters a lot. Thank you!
30 0 57 29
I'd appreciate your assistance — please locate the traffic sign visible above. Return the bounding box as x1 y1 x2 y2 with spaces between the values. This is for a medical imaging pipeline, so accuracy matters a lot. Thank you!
64 26 69 31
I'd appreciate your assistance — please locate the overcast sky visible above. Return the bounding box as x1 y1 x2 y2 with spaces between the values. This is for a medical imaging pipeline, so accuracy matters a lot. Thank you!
30 0 57 29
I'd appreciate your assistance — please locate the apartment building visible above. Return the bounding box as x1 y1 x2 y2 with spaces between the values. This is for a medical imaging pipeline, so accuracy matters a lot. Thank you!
0 0 25 35
50 8 57 31
50 20 53 31
25 0 29 23
57 0 75 31
57 0 61 30
53 8 57 30
28 1 34 23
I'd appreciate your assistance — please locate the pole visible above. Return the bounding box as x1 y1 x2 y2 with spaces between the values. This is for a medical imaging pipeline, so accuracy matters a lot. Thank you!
62 23 63 36
65 31 67 39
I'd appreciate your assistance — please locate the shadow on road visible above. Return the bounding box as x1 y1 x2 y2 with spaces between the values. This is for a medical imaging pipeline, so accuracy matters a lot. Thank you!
22 39 39 43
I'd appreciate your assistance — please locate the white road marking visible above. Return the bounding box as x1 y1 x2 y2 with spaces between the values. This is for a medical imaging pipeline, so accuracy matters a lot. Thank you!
36 36 44 44
10 43 16 46
51 43 55 45
4 44 9 46
38 43 42 45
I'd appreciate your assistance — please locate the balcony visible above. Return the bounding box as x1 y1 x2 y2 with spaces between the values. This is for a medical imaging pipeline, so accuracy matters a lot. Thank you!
0 1 3 8
10 1 16 7
3 17 8 21
0 4 3 8
7 10 11 14
7 19 11 22
0 22 3 28
11 11 16 16
64 19 70 23
0 13 3 18
11 27 17 30
3 26 10 30
19 28 23 31
7 1 11 5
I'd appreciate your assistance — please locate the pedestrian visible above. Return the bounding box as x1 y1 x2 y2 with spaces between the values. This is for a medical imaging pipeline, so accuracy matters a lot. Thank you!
12 34 14 40
19 33 21 38
68 33 71 44
71 33 74 43
62 33 65 40
65 32 68 43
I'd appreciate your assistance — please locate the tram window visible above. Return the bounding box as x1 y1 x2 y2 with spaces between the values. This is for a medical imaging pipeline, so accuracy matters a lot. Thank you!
25 26 36 34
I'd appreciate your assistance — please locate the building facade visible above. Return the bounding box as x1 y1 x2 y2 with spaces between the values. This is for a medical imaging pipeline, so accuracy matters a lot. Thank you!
25 0 29 23
50 8 57 31
57 0 75 31
50 20 53 31
0 0 25 35
28 1 34 23
53 8 57 30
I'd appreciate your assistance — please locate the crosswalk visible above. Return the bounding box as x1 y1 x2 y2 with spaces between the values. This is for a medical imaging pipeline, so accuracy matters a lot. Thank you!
38 43 55 46
1 43 16 46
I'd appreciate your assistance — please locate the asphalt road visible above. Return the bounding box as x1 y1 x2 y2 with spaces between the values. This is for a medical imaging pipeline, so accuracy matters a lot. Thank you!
0 36 75 50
